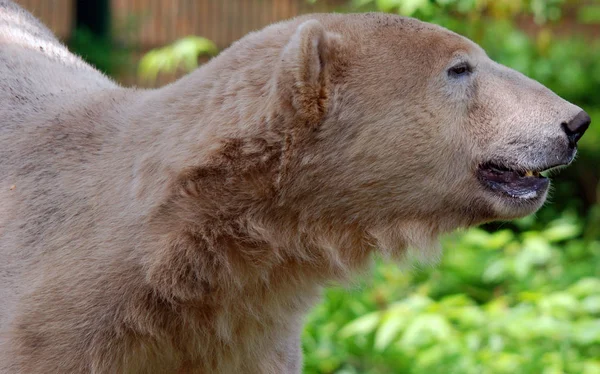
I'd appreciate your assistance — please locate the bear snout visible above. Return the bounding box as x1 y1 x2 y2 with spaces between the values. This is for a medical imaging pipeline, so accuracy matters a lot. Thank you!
562 110 591 146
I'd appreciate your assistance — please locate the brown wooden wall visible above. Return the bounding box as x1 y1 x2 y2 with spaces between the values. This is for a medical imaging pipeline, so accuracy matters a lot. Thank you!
16 0 74 39
110 0 346 49
16 0 345 49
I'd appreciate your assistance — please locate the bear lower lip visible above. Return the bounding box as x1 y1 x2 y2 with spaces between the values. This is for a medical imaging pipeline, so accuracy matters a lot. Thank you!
477 164 549 199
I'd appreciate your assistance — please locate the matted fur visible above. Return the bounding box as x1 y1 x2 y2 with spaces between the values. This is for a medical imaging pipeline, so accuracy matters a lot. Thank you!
0 2 586 372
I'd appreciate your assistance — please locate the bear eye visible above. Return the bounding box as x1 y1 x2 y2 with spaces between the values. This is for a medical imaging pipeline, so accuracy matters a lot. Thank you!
448 62 472 78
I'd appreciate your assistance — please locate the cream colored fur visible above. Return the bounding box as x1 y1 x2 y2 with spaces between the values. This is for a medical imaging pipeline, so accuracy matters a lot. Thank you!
0 2 585 372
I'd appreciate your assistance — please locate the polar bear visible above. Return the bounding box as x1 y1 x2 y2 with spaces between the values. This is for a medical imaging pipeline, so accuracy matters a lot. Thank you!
0 2 590 373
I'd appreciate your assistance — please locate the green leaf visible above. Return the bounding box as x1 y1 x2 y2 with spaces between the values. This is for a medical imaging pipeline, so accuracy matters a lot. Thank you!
581 295 600 315
461 228 492 248
399 313 452 350
374 310 408 351
398 0 428 16
439 294 475 308
578 6 600 24
339 311 380 338
572 320 600 345
486 230 515 250
483 259 507 283
522 236 553 264
375 0 400 13
542 221 582 242
583 360 600 374
138 36 218 83
538 292 580 319
569 278 600 298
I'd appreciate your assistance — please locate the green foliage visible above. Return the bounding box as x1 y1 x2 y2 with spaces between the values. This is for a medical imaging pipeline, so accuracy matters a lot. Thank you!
303 216 600 373
69 13 141 78
137 36 218 83
69 27 132 77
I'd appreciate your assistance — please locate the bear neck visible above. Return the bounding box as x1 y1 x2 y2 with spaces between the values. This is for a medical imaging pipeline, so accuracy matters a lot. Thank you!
127 59 377 336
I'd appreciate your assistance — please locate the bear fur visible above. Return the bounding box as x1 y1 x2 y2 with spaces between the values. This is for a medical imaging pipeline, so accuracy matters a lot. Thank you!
0 1 587 372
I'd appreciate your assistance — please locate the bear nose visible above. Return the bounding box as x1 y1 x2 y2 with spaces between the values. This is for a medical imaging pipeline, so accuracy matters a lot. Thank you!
562 110 591 145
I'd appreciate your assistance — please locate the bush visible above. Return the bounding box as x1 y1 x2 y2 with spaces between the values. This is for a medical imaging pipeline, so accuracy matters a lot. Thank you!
303 216 600 373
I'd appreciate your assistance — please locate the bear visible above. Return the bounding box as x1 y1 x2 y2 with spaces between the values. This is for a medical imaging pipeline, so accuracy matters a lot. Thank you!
0 1 590 373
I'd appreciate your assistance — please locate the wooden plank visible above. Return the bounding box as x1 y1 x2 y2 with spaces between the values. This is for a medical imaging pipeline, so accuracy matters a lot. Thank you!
15 0 73 39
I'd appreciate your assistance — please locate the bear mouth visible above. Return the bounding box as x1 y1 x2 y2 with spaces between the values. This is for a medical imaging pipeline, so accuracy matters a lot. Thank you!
477 162 552 200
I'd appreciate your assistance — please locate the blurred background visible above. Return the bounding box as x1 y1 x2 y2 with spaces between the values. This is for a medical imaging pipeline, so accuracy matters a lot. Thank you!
17 0 600 372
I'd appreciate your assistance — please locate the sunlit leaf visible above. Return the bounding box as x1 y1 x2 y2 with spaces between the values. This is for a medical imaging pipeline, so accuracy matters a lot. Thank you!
398 0 428 16
138 36 218 83
338 311 380 338
542 222 582 242
569 278 600 298
581 295 600 314
374 310 408 351
399 314 453 350
572 320 600 345
482 259 507 282
375 0 400 13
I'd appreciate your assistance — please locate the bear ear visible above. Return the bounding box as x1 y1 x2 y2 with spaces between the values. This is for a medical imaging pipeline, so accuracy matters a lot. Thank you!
275 19 340 125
